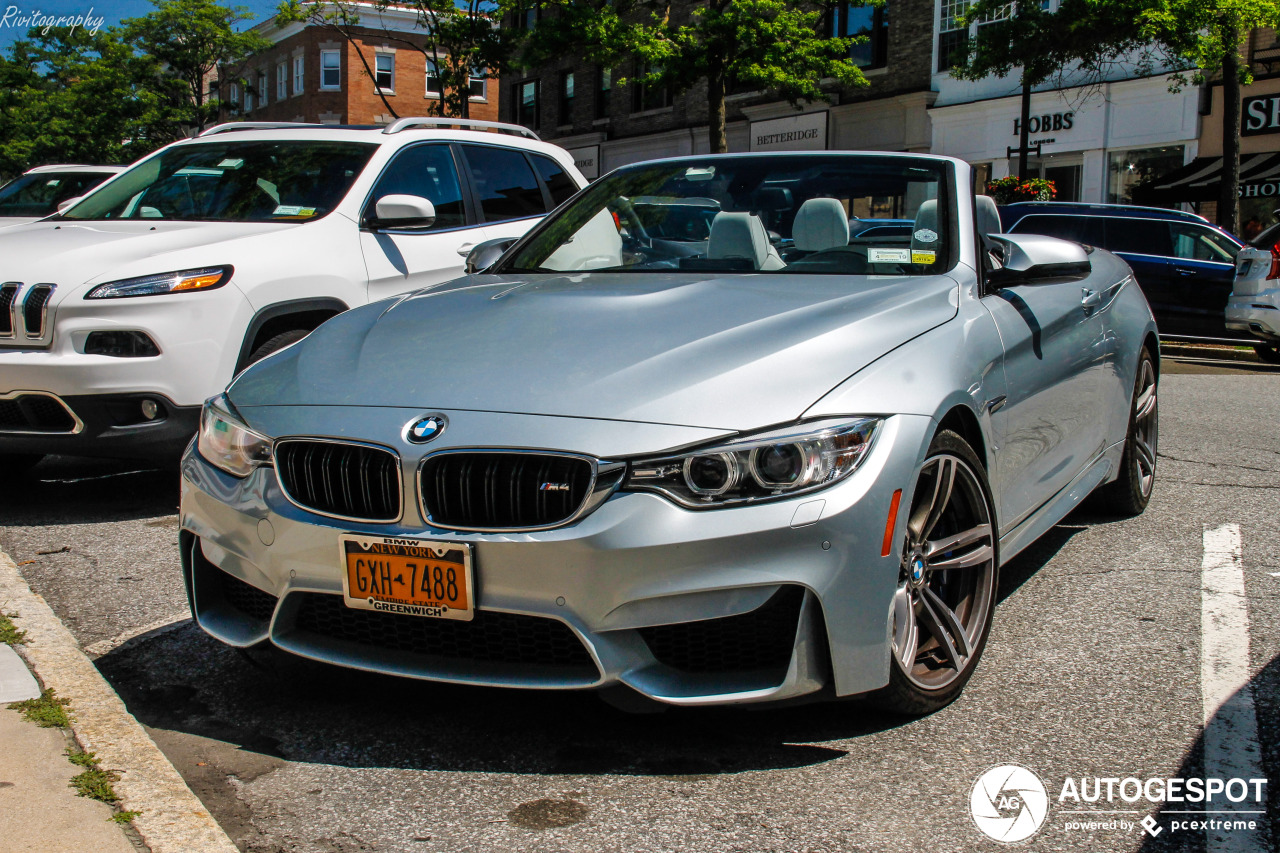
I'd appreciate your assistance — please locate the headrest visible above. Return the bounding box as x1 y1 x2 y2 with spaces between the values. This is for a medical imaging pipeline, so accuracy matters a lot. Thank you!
708 212 771 269
792 198 850 252
975 195 1001 237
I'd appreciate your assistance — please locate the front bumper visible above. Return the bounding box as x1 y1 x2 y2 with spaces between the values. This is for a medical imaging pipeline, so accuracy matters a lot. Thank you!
178 413 932 706
0 391 199 459
1226 294 1280 340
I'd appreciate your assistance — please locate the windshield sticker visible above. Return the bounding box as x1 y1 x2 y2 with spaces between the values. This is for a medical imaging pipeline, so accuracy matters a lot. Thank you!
913 228 938 243
868 248 911 263
272 205 316 218
912 250 937 264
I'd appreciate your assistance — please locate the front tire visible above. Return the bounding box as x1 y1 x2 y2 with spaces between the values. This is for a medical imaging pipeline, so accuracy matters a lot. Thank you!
870 429 998 716
1095 347 1157 517
1255 343 1280 365
247 328 310 366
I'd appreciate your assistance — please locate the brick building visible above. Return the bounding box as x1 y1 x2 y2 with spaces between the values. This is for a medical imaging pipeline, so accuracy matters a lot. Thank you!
501 0 937 177
219 3 500 126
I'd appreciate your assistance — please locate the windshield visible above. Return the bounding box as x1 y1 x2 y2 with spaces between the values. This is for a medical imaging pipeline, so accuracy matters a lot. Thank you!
0 171 115 218
501 155 952 275
62 140 377 222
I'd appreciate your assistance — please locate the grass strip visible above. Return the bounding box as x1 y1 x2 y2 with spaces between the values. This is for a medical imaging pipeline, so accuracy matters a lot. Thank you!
8 688 71 728
0 611 26 645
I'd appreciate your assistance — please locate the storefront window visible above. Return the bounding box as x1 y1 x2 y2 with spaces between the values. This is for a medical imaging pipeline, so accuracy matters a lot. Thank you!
1108 146 1184 205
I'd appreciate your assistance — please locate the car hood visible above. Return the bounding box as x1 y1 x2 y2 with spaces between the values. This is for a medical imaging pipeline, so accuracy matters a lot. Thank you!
0 219 304 294
229 271 960 431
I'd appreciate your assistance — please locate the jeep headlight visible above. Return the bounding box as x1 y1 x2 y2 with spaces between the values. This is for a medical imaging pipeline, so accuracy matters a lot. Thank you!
624 417 881 508
86 265 232 299
197 394 272 478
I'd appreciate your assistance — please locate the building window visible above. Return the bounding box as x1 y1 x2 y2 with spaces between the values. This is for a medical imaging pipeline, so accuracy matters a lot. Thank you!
469 67 487 101
257 70 268 107
632 61 670 113
516 79 539 128
375 53 395 93
559 71 575 125
937 0 1013 73
277 61 287 100
516 3 538 29
425 59 442 97
829 1 889 69
320 50 341 90
229 82 240 112
293 55 304 94
595 67 611 119
1108 146 1185 205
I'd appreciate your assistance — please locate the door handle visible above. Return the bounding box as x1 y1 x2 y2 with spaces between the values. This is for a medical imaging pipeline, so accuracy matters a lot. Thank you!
1081 288 1103 311
456 242 476 257
1173 266 1197 276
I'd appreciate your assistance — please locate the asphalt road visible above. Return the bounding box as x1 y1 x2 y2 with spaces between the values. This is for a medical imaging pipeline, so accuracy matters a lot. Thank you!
3 353 1279 853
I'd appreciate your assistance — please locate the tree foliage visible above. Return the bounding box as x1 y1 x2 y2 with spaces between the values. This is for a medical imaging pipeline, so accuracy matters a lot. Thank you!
125 0 272 133
277 0 519 119
524 0 870 152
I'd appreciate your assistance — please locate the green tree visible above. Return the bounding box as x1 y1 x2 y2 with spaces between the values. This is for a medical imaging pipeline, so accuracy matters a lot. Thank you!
0 27 172 178
949 0 1151 180
524 0 869 153
1137 0 1280 233
277 0 519 119
126 0 272 134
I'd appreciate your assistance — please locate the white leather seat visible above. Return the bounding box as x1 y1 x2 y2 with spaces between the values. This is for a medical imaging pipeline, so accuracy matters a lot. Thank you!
707 212 785 270
791 198 850 252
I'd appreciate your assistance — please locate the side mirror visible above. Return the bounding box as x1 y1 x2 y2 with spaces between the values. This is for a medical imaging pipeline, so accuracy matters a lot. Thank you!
987 233 1091 287
372 194 436 229
57 196 83 213
465 237 517 274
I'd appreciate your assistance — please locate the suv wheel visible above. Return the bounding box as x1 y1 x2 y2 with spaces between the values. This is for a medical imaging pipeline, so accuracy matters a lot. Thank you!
1254 343 1280 365
247 329 310 366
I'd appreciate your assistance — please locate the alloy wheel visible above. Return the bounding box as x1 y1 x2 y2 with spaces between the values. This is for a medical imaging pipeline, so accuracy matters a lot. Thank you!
892 454 996 690
1132 358 1158 498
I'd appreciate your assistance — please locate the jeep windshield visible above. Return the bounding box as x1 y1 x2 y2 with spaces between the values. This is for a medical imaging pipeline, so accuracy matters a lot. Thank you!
61 141 377 222
500 155 953 275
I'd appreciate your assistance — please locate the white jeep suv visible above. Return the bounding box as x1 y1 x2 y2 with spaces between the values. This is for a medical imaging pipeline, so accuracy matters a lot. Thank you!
0 119 585 472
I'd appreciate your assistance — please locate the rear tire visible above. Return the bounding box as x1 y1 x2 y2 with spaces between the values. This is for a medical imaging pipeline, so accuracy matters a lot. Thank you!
247 328 310 366
1254 344 1280 365
1095 347 1158 517
868 429 998 716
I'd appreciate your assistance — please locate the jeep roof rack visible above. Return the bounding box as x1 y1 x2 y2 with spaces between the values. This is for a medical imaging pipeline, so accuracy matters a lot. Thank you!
198 122 325 137
381 116 540 140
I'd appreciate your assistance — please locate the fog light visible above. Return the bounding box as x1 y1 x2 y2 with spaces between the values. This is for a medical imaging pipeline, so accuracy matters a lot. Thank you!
84 331 160 357
140 399 159 420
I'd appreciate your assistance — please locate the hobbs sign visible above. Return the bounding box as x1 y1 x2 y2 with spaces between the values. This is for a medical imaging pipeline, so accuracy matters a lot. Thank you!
1242 94 1280 137
1012 112 1074 136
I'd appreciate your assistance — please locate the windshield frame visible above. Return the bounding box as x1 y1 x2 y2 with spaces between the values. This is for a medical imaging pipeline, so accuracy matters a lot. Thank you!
58 138 379 225
493 153 960 277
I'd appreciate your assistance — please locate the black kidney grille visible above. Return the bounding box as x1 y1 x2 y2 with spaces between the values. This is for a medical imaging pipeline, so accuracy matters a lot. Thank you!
0 284 17 336
421 452 593 529
0 394 77 432
275 440 401 521
219 568 278 623
638 586 805 675
293 592 598 673
22 285 53 337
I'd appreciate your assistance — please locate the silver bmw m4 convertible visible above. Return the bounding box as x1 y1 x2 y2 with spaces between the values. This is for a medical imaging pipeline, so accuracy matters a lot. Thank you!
180 152 1159 714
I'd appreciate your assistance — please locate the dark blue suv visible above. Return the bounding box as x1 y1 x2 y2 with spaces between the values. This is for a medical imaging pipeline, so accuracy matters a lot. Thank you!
999 202 1243 340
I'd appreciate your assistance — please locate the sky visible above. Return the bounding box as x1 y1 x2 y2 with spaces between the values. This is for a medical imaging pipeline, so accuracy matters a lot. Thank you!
0 0 283 50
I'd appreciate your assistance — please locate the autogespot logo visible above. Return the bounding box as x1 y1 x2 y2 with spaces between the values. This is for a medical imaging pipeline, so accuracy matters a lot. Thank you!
405 414 447 444
971 764 1050 843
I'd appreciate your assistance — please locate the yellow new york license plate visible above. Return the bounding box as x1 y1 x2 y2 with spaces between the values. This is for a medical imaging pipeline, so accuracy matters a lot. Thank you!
339 534 473 621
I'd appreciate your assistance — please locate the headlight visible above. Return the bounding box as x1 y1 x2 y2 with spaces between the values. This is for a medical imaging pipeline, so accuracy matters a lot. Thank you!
624 417 881 508
85 265 233 299
197 394 272 478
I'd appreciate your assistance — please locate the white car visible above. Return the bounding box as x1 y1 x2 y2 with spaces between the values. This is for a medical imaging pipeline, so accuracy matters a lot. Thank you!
1228 220 1280 363
0 119 586 474
0 164 125 227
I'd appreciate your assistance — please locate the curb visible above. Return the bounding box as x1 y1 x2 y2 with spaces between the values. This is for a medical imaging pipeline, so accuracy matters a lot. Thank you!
1160 342 1261 364
0 549 239 853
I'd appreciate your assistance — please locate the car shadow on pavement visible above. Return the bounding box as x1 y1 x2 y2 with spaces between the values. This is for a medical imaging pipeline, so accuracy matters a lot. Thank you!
95 621 925 778
2 456 179 525
1135 651 1280 853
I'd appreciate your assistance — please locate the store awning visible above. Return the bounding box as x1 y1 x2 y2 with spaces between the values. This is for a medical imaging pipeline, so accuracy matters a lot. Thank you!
1132 153 1280 204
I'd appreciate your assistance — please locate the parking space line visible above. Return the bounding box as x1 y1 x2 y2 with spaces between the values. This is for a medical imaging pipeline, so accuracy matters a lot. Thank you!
1201 524 1269 853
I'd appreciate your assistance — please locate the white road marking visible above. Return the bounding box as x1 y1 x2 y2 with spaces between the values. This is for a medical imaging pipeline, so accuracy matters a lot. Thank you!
1201 524 1269 853
83 611 191 659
